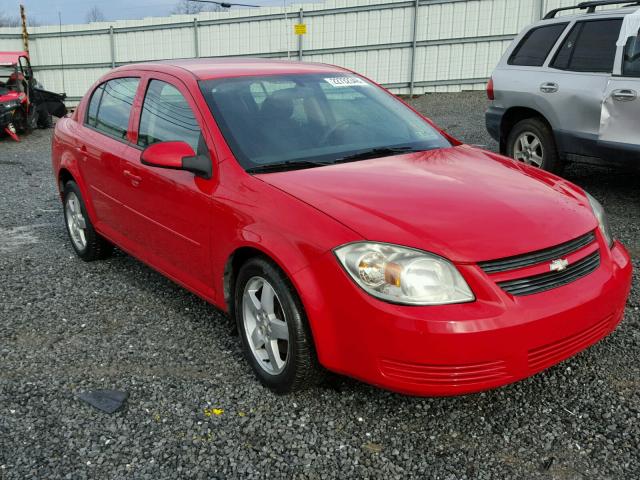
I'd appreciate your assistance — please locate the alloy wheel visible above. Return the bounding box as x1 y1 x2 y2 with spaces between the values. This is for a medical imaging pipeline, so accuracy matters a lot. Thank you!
242 276 290 375
513 131 544 168
65 192 88 251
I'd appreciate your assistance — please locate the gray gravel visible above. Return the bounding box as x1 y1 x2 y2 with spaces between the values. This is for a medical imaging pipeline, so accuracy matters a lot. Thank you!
1 92 638 479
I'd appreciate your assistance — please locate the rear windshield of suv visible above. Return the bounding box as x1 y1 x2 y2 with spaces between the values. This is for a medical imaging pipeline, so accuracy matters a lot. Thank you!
508 23 569 67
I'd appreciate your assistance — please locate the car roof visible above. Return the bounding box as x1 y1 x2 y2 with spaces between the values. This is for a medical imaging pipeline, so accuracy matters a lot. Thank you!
0 51 29 66
114 58 349 81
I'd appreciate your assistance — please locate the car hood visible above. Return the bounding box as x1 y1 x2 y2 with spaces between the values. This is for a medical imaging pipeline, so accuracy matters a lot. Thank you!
256 146 597 263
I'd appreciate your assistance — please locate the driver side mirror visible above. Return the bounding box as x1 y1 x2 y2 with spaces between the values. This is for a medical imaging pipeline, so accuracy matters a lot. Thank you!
140 141 212 179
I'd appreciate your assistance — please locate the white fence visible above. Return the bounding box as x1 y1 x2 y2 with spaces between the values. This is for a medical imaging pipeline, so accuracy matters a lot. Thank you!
0 0 576 104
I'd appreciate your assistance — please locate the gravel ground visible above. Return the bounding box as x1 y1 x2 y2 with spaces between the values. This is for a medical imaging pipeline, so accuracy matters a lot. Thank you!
0 92 638 480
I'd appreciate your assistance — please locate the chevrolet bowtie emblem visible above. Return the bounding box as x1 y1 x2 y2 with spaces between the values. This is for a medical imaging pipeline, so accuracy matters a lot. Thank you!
550 258 569 272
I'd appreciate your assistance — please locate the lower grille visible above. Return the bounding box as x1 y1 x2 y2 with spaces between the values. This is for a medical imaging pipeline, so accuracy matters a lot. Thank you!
528 315 612 371
497 250 600 296
380 358 511 387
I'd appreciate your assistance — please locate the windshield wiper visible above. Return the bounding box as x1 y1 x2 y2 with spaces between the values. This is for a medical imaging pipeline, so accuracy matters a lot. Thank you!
334 146 427 164
246 160 331 174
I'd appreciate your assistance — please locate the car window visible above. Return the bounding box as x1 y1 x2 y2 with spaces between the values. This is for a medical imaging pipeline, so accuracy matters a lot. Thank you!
508 23 569 67
551 19 623 73
87 77 139 139
623 34 640 77
138 80 202 152
86 84 104 127
200 73 451 170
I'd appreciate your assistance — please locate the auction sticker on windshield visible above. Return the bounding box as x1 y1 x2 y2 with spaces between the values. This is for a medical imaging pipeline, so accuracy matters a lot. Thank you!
324 77 369 87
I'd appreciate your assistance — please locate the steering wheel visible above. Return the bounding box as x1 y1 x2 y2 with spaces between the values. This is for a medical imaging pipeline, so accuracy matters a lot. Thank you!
319 119 365 145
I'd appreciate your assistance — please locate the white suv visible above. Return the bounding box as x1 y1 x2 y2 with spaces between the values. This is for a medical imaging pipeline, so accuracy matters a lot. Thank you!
486 0 640 172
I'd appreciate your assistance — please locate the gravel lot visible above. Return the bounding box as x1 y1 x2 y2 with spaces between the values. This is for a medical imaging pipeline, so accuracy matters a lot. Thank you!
1 92 638 480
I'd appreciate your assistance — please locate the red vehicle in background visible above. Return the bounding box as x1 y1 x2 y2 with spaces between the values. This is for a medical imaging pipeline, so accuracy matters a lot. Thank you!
51 59 632 396
0 51 67 141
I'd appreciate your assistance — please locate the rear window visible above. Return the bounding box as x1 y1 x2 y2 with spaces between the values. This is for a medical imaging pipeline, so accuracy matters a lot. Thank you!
508 23 568 67
551 19 623 73
85 77 139 140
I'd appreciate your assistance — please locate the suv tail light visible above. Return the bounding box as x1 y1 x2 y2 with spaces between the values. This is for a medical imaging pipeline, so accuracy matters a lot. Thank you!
487 78 495 100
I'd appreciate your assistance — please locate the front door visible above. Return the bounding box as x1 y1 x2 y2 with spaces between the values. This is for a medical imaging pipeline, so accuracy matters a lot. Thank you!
600 31 640 149
118 74 216 298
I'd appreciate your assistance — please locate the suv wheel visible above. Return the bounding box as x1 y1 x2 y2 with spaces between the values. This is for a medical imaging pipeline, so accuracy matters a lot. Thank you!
507 118 561 173
234 257 323 393
63 181 114 261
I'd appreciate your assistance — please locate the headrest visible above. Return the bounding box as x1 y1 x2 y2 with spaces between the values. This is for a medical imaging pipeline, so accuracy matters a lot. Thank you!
260 88 299 121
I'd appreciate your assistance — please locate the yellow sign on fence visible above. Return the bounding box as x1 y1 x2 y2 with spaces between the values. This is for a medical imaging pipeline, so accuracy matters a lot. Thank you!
294 23 307 35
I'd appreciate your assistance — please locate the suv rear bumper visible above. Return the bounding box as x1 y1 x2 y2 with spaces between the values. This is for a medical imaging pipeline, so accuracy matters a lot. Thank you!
485 106 504 143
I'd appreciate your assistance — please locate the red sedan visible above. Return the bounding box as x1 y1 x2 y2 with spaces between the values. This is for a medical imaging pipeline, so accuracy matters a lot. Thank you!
51 59 632 396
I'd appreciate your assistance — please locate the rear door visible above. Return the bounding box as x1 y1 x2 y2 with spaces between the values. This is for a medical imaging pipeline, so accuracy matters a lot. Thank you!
79 77 140 237
118 73 215 296
599 27 640 150
546 18 623 158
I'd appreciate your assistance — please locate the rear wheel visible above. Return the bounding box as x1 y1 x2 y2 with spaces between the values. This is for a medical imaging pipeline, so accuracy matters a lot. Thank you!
63 181 113 261
234 257 323 393
507 118 562 173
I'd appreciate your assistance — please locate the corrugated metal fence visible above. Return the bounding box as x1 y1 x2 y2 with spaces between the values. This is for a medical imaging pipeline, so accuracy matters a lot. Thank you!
0 0 575 103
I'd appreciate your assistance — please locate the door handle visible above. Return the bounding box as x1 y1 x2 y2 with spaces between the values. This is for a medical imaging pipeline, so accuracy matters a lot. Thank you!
123 169 142 186
612 89 637 102
540 82 559 94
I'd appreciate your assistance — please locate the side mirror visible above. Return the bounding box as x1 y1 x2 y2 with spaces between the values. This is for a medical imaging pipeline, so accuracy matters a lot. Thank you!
140 141 211 179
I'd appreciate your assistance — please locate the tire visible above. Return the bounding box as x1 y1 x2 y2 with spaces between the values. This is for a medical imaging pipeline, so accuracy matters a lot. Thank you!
37 110 53 129
506 118 562 173
234 256 323 393
63 181 113 261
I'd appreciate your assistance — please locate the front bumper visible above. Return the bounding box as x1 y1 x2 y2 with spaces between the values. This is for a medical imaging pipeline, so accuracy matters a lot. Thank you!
294 241 632 396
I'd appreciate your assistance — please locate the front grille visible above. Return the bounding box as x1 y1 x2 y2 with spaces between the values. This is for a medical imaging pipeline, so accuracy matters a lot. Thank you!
528 315 612 371
497 250 600 296
379 358 511 387
478 232 596 274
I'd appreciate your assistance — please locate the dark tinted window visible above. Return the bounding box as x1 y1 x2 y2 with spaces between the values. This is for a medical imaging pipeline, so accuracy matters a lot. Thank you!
552 19 623 72
86 84 104 127
88 77 139 139
508 23 568 66
138 80 201 152
623 34 640 77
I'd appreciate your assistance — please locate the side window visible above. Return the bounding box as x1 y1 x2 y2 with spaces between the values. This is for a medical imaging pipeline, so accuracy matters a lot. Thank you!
551 19 623 73
86 84 104 127
508 23 569 67
623 34 640 77
138 80 201 152
86 77 139 139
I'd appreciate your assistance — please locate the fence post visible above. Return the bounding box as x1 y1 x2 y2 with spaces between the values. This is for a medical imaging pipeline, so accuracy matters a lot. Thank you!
109 26 115 68
193 18 200 58
536 0 545 20
409 0 419 97
298 8 304 61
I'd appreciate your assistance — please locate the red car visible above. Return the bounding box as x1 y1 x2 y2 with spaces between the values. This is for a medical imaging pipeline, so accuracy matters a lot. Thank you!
51 59 632 396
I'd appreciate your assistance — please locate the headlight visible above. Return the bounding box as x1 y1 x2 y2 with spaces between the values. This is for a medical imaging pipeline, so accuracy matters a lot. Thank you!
334 242 474 305
585 192 613 248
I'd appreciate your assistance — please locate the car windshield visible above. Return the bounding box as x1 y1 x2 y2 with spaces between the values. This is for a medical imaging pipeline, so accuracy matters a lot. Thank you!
199 73 451 171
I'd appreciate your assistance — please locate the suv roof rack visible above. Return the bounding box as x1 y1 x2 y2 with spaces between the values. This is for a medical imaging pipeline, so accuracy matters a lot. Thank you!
544 0 640 19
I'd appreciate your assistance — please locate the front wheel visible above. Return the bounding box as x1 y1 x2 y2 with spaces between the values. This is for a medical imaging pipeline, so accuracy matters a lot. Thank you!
507 118 562 173
234 257 323 393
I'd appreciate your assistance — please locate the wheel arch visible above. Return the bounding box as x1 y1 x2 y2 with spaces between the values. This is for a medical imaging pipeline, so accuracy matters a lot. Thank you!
500 107 554 154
